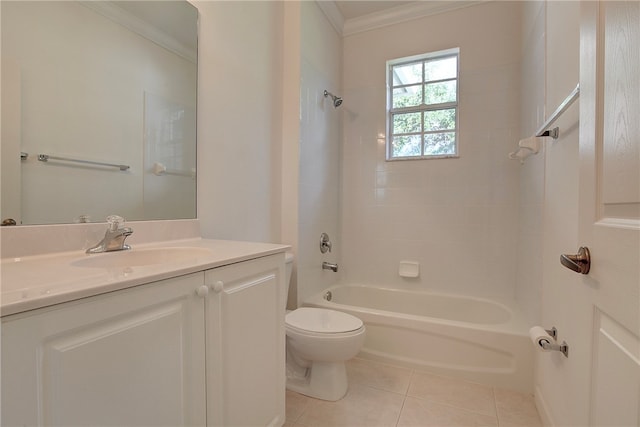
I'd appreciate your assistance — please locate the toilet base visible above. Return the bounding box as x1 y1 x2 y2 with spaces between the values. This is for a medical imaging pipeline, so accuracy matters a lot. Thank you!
286 361 348 401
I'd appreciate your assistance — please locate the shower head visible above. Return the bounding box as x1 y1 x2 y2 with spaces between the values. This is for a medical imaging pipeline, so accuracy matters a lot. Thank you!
324 90 343 108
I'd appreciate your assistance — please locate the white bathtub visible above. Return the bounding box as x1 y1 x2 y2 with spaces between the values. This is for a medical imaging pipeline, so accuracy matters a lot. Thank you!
305 284 533 393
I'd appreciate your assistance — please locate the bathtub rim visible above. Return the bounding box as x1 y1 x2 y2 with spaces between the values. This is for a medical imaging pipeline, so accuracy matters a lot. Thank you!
304 283 531 336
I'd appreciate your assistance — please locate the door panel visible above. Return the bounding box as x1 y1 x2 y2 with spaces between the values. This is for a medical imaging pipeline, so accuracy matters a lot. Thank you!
42 302 187 426
590 310 640 426
580 1 640 425
601 0 640 215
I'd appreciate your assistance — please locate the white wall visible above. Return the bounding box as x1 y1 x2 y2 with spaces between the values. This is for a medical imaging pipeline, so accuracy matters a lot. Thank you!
516 0 545 326
194 2 343 315
195 1 283 243
341 2 522 300
2 1 196 225
295 2 343 305
536 2 584 424
518 1 590 424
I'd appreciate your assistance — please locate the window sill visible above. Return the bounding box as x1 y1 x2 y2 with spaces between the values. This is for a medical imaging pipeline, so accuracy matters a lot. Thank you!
386 154 460 162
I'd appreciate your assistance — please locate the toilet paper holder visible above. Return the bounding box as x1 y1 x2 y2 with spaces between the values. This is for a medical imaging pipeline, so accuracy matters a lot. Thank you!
545 327 557 340
542 326 568 358
540 338 569 358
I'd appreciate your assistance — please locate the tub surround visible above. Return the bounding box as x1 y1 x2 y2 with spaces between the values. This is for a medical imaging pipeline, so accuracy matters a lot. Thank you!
1 233 288 316
341 1 522 300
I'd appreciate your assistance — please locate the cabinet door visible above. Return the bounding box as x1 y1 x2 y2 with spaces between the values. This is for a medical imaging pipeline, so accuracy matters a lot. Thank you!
2 273 207 427
205 254 286 427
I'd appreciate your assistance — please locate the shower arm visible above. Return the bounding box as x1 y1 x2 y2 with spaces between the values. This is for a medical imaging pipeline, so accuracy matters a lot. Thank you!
323 90 343 108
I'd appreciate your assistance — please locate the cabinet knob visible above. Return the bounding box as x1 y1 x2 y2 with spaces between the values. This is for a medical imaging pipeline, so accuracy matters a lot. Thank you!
210 281 224 293
196 285 209 297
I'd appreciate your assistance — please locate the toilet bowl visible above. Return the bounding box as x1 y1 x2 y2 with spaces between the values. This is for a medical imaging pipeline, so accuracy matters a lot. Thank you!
284 253 365 401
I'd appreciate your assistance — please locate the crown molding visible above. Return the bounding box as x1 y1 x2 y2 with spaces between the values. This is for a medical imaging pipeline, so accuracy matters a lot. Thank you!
316 1 344 36
79 1 197 63
342 1 487 37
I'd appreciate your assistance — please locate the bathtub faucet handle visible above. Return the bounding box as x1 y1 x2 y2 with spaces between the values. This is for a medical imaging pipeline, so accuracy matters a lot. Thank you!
320 233 332 253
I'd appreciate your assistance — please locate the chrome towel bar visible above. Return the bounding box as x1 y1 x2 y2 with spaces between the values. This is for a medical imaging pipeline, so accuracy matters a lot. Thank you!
535 84 580 139
509 83 580 164
38 154 130 171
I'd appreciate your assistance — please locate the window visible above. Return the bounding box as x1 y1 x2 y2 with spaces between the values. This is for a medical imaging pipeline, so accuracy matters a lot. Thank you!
387 48 459 160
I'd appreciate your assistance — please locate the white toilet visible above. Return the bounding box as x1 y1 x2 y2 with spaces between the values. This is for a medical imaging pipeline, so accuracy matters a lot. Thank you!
284 253 366 401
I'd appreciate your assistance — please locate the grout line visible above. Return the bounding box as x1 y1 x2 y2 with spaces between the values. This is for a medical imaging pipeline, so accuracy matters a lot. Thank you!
405 368 416 396
406 393 500 421
348 358 415 396
394 394 408 427
394 368 415 427
356 382 410 398
287 361 540 427
493 386 501 426
404 370 500 420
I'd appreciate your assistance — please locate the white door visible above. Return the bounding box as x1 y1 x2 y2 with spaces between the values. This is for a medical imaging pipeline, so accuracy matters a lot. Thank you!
579 1 639 424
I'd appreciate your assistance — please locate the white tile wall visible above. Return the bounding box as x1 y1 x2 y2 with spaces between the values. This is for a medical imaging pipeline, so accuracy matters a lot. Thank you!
517 0 546 326
538 2 584 424
341 2 523 299
295 2 343 306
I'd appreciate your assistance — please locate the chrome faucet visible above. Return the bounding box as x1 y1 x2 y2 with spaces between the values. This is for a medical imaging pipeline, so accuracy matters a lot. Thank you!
322 262 338 272
86 215 133 254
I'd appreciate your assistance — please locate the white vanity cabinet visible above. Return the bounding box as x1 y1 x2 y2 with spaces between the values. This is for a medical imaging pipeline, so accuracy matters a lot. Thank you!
204 255 286 427
1 272 207 426
1 252 286 427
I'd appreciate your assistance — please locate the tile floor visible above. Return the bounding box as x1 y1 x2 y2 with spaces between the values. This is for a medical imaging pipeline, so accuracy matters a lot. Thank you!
285 358 542 427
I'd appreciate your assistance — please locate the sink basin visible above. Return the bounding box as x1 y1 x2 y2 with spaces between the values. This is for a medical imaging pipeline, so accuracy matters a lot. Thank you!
72 247 214 269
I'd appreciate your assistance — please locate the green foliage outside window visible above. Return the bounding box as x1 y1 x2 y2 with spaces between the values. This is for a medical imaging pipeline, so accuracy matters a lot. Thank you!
388 51 459 159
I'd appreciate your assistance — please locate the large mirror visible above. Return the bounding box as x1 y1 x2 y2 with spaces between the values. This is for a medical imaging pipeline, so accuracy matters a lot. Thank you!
1 1 198 225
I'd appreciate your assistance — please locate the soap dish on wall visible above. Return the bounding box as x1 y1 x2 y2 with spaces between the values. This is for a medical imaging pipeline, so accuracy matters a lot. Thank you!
399 261 419 278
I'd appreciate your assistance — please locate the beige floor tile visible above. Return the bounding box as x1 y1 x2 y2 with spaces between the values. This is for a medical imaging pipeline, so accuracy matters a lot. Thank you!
287 389 313 423
494 388 542 427
407 372 496 417
347 358 413 394
397 397 498 427
296 383 405 427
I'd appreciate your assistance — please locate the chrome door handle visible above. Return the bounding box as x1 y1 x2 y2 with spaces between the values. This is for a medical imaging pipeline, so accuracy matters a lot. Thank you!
560 247 590 274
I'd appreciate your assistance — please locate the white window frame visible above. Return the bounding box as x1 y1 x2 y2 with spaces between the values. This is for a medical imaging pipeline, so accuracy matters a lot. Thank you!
386 48 460 161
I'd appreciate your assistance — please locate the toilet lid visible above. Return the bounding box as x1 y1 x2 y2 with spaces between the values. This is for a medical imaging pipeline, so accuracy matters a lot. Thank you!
286 307 363 333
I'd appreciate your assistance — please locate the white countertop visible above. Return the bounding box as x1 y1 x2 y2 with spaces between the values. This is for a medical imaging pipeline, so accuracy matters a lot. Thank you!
1 238 289 317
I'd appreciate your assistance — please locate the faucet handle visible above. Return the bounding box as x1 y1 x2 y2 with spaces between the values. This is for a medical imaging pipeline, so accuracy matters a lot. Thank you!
106 215 125 231
319 232 332 253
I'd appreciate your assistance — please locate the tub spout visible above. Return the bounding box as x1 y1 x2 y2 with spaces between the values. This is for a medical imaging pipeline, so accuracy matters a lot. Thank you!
322 262 338 272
